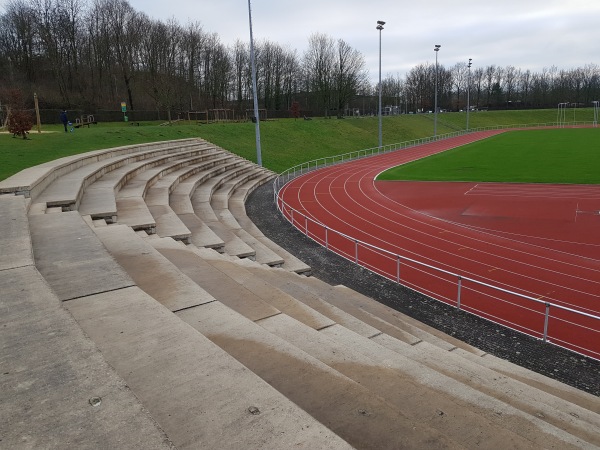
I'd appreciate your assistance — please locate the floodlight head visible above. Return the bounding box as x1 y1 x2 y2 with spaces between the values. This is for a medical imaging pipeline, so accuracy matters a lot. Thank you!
376 24 383 30
377 20 386 25
435 44 441 49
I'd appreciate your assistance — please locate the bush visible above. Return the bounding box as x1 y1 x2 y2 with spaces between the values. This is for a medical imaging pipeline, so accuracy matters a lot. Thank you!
4 89 33 139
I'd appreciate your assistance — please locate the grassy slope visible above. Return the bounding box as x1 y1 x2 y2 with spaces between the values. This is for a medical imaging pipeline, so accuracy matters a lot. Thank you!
0 108 595 181
378 128 600 184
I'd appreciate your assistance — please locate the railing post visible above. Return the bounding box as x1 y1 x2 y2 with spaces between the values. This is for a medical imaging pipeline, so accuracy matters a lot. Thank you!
305 216 308 236
396 255 401 283
290 208 294 226
325 227 328 249
457 276 462 310
355 239 358 263
543 303 550 343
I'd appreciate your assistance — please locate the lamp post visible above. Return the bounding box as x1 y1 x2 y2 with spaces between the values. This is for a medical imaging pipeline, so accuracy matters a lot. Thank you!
377 20 385 149
247 0 262 166
466 58 472 131
434 44 441 136
593 101 599 127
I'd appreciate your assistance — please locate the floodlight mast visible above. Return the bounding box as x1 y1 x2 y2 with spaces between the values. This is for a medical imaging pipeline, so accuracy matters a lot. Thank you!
593 101 599 127
248 0 262 166
466 58 472 131
377 21 385 149
434 45 441 136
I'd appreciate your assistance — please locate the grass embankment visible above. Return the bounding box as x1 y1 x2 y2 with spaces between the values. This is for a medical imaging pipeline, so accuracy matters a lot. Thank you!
378 128 600 184
0 108 596 181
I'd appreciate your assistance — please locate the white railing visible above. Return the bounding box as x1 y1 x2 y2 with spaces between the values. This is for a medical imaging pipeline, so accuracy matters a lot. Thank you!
273 123 600 360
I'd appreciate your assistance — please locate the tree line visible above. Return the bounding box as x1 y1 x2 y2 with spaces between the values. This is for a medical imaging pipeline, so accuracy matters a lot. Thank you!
1 0 599 119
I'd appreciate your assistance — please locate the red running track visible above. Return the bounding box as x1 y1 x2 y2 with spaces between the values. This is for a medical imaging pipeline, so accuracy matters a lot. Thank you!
277 131 600 360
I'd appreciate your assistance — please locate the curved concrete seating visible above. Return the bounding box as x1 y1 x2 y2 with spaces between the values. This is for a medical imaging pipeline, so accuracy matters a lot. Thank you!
0 138 205 206
78 143 217 221
228 181 312 274
116 153 241 233
5 140 599 449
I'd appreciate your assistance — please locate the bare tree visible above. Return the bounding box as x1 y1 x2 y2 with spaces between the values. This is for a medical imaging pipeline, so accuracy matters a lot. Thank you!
504 65 519 103
303 33 335 116
333 39 367 116
451 62 468 110
472 67 484 109
1 1 39 84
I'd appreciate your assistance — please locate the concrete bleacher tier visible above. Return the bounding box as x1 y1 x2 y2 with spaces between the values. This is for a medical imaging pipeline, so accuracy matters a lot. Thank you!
1 138 598 449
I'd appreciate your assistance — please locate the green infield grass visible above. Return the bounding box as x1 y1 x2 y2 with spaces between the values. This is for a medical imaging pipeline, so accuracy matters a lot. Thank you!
378 128 600 184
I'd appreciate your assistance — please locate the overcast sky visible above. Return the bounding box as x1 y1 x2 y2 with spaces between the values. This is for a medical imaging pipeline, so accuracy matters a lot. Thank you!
2 0 598 82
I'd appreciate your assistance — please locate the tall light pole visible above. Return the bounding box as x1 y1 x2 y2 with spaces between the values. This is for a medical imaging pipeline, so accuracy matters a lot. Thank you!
377 20 385 149
466 58 472 131
248 0 262 166
434 44 441 136
593 101 599 127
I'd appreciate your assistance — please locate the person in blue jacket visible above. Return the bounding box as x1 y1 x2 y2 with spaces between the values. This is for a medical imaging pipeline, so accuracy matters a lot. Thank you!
59 110 68 132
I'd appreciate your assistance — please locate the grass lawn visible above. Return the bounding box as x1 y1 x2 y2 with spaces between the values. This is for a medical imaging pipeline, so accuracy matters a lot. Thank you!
0 115 457 180
378 128 600 184
1 108 595 181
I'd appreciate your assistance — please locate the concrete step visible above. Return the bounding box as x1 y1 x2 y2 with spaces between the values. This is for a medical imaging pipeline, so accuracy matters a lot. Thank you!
210 167 266 211
79 144 217 221
145 158 256 244
370 334 600 445
64 285 352 449
0 138 202 200
259 314 593 449
228 188 311 274
451 347 600 414
177 212 225 250
105 234 454 448
31 141 211 211
28 212 135 301
190 246 333 330
191 163 257 205
148 204 192 243
176 302 460 449
192 193 256 258
213 207 284 265
0 265 173 449
237 261 387 339
0 194 33 271
149 237 277 321
159 241 595 442
240 260 600 436
309 278 481 353
92 224 215 312
229 171 276 205
26 210 352 448
116 153 237 233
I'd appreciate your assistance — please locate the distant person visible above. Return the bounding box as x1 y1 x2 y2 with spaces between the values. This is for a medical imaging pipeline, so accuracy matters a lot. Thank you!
59 110 68 132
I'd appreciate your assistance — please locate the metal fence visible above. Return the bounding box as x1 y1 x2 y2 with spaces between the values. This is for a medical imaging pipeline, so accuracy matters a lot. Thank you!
273 122 600 360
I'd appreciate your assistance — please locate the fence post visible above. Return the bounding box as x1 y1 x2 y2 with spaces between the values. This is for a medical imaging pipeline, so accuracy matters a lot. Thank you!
325 227 329 249
355 240 358 263
457 276 462 310
305 216 308 236
543 303 550 343
396 256 401 283
290 208 294 226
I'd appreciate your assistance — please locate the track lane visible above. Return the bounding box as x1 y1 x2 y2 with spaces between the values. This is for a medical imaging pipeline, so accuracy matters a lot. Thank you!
278 131 600 358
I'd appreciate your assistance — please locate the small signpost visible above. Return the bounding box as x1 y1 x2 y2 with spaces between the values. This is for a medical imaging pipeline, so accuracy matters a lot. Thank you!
121 101 127 122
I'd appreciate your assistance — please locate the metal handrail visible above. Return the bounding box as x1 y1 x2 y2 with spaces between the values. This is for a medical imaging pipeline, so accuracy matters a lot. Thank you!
273 123 600 359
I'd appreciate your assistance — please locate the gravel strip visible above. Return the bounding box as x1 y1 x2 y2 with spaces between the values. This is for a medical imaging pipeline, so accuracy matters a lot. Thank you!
247 181 600 397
